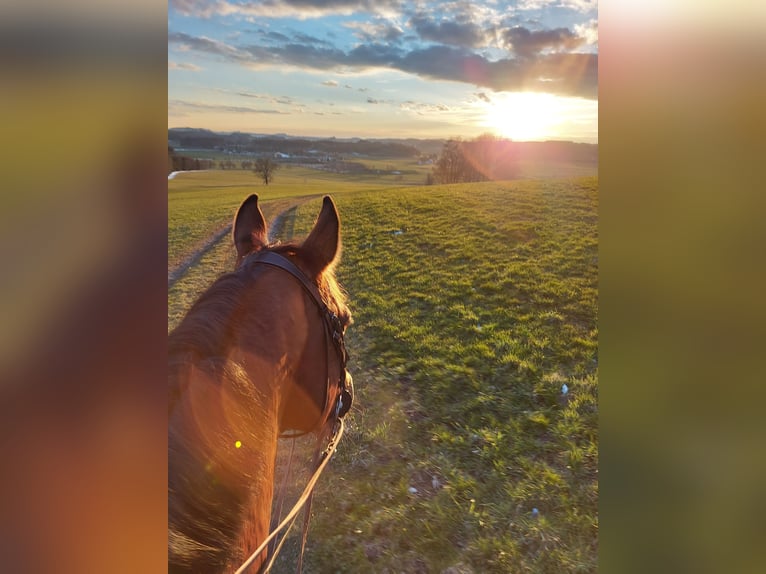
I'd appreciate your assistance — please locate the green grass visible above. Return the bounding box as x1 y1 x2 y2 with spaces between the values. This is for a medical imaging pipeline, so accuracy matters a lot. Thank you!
303 179 598 573
168 165 418 271
168 165 423 330
168 176 598 573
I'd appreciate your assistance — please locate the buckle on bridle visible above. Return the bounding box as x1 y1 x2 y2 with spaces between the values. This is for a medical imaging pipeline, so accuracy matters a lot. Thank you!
336 370 353 419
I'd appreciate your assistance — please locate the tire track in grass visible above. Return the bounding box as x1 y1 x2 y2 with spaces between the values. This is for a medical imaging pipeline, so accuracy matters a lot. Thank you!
168 224 231 288
168 196 313 289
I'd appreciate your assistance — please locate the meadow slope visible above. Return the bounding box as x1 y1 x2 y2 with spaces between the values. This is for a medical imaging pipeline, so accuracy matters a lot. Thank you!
287 178 598 573
168 176 598 573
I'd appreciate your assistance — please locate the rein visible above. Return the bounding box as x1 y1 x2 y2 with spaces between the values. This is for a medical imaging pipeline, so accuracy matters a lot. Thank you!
233 418 346 574
234 250 353 573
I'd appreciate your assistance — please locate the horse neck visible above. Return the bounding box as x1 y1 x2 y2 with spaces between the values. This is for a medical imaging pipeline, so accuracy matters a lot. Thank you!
172 274 324 573
224 275 323 572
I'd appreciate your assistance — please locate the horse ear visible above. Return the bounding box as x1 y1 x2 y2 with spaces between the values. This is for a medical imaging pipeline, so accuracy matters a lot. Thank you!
302 196 340 276
233 194 268 260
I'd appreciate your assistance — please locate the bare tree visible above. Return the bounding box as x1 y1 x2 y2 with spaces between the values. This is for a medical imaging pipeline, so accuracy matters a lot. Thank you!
431 135 517 184
432 138 484 184
253 158 280 185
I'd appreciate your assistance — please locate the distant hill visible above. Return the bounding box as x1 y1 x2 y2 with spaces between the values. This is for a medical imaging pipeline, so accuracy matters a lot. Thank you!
168 128 423 158
167 129 598 175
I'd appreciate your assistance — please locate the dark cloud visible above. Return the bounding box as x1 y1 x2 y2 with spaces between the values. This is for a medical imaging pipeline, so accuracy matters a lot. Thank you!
410 13 485 48
503 26 585 58
292 31 333 47
383 25 405 43
398 45 597 98
235 41 346 70
258 30 291 44
169 32 597 99
168 31 248 62
346 42 403 67
475 92 491 103
168 99 289 114
234 90 269 99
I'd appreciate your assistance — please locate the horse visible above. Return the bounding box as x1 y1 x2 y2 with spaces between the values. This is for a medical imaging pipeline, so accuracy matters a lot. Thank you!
169 195 353 573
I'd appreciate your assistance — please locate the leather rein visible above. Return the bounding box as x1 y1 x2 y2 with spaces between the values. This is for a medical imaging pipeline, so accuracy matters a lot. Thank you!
234 250 353 573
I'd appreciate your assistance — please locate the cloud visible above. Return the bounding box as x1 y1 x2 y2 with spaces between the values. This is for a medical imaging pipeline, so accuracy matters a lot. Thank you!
168 31 249 62
169 0 399 20
321 80 339 87
503 26 586 58
258 30 291 44
170 0 222 18
169 31 597 99
292 31 334 47
230 90 297 106
559 0 597 13
475 92 491 103
168 99 290 114
410 13 486 48
168 61 202 71
366 97 379 104
574 19 598 46
400 100 452 115
398 45 597 98
343 19 404 43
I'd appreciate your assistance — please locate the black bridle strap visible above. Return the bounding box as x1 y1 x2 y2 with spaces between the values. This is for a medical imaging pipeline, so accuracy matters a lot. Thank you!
243 249 350 416
243 251 336 329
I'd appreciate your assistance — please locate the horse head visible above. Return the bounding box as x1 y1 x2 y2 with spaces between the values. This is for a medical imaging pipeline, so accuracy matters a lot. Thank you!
169 195 352 573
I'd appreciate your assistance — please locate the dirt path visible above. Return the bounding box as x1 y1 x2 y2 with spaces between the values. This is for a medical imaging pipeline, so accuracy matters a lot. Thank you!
168 196 316 289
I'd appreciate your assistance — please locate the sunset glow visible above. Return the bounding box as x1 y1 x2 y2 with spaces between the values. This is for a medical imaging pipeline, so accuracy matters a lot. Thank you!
482 92 598 142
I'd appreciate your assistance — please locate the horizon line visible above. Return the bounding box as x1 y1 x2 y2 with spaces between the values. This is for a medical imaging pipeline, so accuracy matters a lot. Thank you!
168 126 598 145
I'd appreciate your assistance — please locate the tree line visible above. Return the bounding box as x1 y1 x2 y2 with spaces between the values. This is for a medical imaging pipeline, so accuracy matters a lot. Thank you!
168 129 421 158
168 147 215 174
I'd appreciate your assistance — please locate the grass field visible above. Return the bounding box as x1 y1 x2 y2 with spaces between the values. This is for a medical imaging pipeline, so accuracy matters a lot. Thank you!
168 173 598 573
168 164 423 328
168 165 421 270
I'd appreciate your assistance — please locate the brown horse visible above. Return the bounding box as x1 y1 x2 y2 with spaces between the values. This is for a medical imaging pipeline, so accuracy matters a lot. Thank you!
169 195 352 573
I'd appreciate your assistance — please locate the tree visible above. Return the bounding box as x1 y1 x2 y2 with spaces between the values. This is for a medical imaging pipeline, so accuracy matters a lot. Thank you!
432 138 484 184
431 134 518 183
253 158 280 185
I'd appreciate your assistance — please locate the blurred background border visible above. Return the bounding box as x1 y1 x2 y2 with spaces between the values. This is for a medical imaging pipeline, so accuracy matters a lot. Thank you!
0 0 764 572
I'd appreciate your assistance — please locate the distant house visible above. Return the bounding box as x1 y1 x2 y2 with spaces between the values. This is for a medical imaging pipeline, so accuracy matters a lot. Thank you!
274 152 290 159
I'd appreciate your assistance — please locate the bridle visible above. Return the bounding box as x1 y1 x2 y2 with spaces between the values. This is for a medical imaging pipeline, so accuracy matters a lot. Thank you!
240 250 353 432
234 250 354 573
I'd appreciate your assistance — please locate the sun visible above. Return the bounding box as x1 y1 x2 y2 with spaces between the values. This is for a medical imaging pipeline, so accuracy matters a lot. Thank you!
482 92 561 141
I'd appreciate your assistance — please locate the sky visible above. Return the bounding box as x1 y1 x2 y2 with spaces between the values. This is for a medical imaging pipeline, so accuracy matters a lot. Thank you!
168 0 598 142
